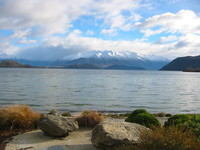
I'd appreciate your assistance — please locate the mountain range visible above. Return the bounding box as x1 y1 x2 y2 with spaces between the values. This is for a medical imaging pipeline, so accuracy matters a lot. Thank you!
0 50 170 70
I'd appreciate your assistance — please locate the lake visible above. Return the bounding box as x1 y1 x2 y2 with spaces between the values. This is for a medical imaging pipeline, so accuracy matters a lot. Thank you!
0 68 200 114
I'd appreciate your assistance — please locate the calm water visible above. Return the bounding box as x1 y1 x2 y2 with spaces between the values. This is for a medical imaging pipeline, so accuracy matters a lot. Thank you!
0 68 200 114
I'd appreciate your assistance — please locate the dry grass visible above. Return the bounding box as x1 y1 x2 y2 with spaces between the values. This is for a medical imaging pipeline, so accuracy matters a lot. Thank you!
75 110 104 128
0 105 40 130
118 126 200 150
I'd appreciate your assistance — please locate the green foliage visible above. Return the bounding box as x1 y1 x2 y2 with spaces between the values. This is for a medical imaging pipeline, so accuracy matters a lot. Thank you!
165 114 200 140
62 112 72 117
125 109 160 128
125 109 148 122
131 113 161 128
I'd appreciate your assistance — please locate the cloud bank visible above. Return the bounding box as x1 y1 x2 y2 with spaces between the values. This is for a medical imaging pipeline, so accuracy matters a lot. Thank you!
0 0 200 60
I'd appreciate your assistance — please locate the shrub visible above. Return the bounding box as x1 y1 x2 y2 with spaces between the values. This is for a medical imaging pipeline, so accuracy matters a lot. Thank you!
62 112 72 117
125 109 148 122
164 114 191 127
75 110 104 128
131 113 161 128
165 114 200 140
118 126 200 150
0 105 40 130
125 109 160 128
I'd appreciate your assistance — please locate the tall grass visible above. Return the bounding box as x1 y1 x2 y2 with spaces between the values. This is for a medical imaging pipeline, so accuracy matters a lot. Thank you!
118 126 200 150
0 105 40 130
75 110 104 128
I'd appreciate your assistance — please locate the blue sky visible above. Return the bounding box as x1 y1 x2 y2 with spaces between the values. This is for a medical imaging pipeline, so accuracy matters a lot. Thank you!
0 0 200 60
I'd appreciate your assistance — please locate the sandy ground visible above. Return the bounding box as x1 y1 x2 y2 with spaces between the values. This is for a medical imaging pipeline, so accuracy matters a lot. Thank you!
5 128 101 150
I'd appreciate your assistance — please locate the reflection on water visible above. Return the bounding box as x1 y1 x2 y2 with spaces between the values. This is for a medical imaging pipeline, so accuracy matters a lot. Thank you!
0 68 200 114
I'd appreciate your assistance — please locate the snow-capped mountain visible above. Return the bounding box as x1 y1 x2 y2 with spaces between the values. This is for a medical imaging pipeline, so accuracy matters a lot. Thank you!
59 50 170 70
61 50 168 62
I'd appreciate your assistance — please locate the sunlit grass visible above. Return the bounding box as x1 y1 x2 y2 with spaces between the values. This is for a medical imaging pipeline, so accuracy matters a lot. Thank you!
0 105 40 130
118 126 200 150
75 110 104 128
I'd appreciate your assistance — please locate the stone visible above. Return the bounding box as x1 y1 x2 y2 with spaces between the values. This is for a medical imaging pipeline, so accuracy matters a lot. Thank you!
91 122 149 150
38 114 78 137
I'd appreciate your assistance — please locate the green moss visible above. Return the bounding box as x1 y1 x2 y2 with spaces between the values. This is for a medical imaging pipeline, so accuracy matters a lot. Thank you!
62 112 72 117
131 113 161 128
125 109 160 128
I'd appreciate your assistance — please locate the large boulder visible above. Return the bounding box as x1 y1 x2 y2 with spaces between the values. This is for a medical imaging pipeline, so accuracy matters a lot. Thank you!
91 122 149 150
38 114 78 137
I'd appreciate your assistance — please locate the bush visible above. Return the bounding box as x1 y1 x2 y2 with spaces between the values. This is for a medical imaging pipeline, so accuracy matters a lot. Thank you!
125 109 148 122
164 114 191 127
165 114 200 140
118 126 200 150
75 110 104 128
0 105 40 130
125 109 160 128
131 113 161 128
62 112 72 117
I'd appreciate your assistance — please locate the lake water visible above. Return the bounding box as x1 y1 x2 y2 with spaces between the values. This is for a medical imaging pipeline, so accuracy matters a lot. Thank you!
0 68 200 114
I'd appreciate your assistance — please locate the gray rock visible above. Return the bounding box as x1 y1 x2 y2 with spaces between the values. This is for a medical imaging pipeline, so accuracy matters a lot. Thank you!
91 122 149 150
38 114 78 137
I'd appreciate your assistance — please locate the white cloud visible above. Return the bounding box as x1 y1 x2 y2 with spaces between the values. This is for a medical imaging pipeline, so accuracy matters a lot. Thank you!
136 10 200 36
0 42 19 55
13 31 200 60
0 0 143 38
158 35 178 44
0 0 92 36
86 30 94 35
17 38 37 44
101 28 118 36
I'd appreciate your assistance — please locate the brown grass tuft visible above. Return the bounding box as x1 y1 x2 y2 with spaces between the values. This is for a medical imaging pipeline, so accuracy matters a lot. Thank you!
75 110 104 128
0 105 40 130
118 126 200 150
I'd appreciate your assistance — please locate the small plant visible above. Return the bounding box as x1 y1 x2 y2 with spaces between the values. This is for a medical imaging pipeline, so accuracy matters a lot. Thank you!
75 110 104 128
125 109 160 128
118 126 200 150
154 112 166 117
48 109 57 115
125 109 148 122
0 105 40 130
62 112 72 117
